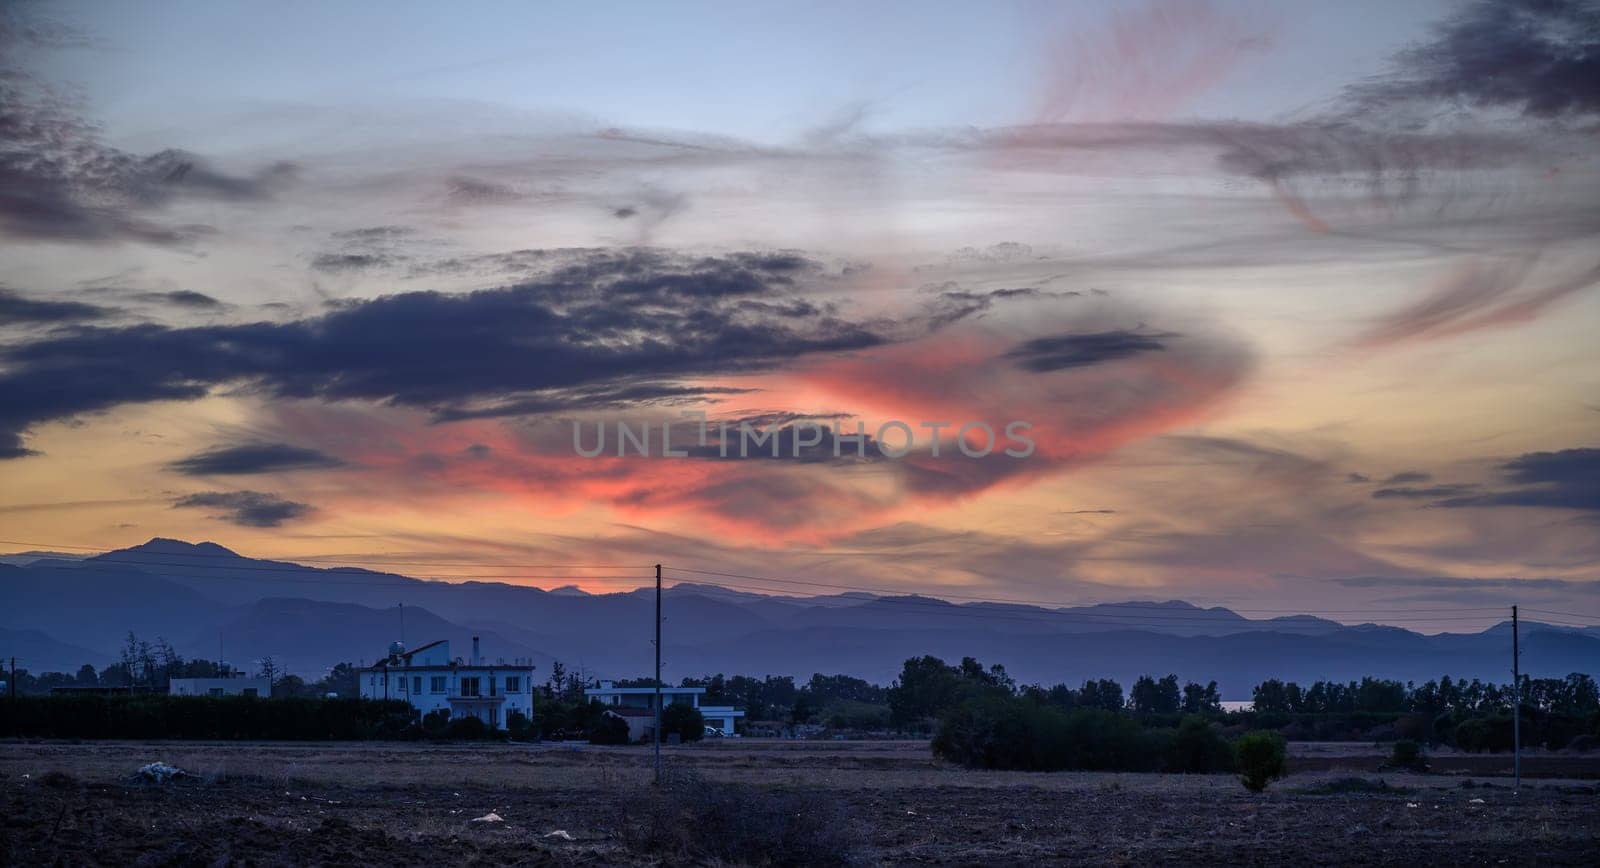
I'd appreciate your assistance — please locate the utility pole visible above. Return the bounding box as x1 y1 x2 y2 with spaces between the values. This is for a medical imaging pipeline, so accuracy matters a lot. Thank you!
1512 604 1520 792
652 563 659 787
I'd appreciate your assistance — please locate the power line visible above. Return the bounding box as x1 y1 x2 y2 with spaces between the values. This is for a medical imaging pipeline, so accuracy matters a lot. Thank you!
1521 607 1600 624
676 573 1515 631
0 539 652 569
3 538 1570 630
664 565 1509 617
4 560 653 589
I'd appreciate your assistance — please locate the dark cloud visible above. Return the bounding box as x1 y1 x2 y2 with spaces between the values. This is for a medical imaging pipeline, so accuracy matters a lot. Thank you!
1003 329 1169 372
1346 473 1371 483
446 176 521 206
0 28 294 246
1384 471 1432 484
172 490 311 527
1372 484 1476 500
331 226 413 242
130 290 223 309
917 285 1079 331
0 249 887 456
0 431 35 459
170 442 346 475
311 253 393 272
1436 447 1600 511
0 288 108 323
1350 0 1600 119
1355 261 1600 349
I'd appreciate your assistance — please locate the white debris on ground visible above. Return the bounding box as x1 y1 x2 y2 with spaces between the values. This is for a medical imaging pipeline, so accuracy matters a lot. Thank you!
470 812 504 824
1469 798 1486 804
135 762 189 783
543 830 575 841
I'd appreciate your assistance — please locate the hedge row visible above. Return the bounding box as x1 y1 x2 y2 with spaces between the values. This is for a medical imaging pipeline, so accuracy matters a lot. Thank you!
932 695 1235 773
0 695 417 740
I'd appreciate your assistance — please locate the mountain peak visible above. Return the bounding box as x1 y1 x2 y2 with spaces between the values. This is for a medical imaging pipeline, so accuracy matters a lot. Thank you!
114 538 242 559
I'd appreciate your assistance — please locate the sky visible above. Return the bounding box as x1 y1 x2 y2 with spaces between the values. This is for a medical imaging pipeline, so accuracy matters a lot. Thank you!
1 0 1597 628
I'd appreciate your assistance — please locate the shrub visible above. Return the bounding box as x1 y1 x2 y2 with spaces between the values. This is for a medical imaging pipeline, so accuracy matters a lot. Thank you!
420 708 451 738
621 769 860 864
506 709 533 740
444 715 499 740
1167 715 1234 774
590 713 632 745
1453 715 1514 753
661 703 705 742
1235 731 1287 792
1389 738 1426 771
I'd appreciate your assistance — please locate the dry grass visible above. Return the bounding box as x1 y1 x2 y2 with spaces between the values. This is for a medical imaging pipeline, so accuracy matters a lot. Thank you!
4 739 1598 865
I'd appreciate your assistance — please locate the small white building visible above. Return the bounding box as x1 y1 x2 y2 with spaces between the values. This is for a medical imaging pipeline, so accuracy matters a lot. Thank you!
359 637 535 730
170 676 271 698
585 681 744 737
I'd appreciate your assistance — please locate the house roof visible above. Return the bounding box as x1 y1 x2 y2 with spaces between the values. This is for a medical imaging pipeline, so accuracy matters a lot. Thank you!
604 707 658 718
402 639 448 658
360 663 534 673
585 685 705 695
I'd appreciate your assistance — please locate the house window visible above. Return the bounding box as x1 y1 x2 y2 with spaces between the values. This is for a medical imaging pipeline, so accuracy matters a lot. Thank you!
413 676 422 695
208 688 225 697
242 688 258 698
505 676 520 694
461 677 480 697
430 676 446 693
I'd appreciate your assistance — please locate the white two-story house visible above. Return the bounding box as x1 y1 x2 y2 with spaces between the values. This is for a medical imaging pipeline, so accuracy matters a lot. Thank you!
360 637 535 730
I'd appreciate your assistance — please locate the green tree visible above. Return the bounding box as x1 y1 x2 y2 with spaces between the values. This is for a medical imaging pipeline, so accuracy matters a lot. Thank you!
1130 674 1181 714
887 656 965 726
1181 680 1221 714
1235 731 1287 792
662 702 705 741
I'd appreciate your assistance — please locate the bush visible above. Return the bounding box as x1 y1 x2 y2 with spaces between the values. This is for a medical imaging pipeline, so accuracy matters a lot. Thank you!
661 703 705 743
444 715 500 740
420 708 451 738
1167 715 1234 774
590 713 632 745
1389 738 1426 771
1453 715 1513 753
621 769 860 864
1235 731 1287 792
506 709 533 740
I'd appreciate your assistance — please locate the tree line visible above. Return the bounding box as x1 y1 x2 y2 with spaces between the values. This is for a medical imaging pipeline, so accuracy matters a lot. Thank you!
4 632 359 699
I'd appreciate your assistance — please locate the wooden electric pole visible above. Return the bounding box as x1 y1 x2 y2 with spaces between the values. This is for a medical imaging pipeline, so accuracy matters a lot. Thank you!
1512 604 1520 792
654 563 663 786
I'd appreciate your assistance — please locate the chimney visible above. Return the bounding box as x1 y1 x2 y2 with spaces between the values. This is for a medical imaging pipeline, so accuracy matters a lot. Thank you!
471 636 481 666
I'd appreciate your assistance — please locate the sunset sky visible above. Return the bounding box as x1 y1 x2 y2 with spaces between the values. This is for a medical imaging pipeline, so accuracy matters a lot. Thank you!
2 0 1596 624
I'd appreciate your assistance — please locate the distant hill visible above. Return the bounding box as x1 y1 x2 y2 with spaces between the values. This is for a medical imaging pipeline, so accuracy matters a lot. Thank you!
0 626 111 674
0 538 1595 695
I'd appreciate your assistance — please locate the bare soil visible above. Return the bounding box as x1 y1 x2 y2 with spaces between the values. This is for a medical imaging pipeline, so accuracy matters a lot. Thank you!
2 739 1596 865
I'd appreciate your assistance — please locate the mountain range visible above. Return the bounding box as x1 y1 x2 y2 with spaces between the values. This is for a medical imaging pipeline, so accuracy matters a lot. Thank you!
2 538 1595 698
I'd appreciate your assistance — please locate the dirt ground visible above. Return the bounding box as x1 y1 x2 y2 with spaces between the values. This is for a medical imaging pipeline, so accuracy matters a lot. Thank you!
2 739 1596 865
